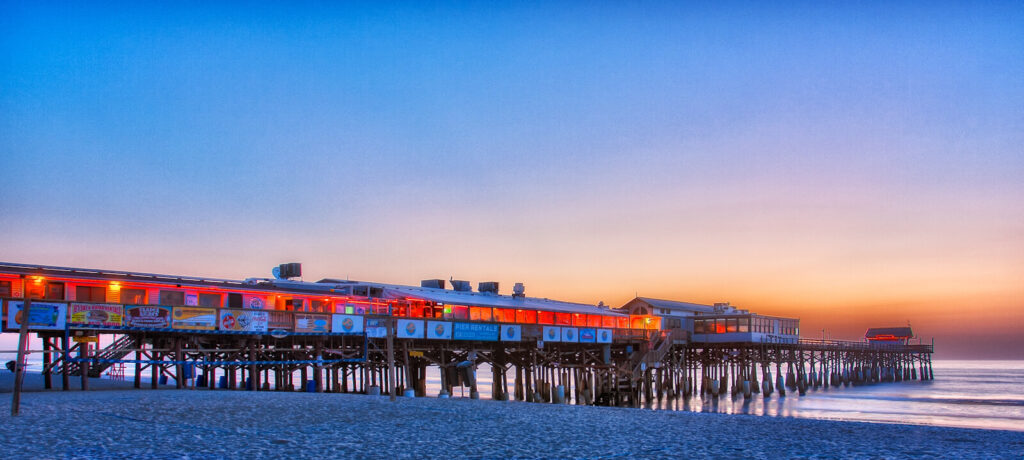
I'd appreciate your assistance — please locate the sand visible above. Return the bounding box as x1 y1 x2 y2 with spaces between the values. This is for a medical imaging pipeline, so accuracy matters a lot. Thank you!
1 373 1022 459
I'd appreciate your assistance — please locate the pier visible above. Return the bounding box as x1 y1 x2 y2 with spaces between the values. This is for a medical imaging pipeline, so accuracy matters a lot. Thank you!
2 262 934 410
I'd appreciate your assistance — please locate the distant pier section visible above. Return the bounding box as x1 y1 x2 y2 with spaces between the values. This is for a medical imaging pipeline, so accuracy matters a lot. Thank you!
1 262 933 407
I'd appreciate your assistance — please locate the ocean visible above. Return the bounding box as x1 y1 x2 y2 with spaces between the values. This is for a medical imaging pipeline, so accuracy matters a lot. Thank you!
2 334 1020 432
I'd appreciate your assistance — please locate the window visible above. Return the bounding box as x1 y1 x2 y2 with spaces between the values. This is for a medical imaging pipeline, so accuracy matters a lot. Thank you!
537 310 554 325
450 305 469 320
726 318 738 333
198 293 221 308
602 316 617 328
228 293 243 309
286 298 305 312
616 317 629 329
515 309 537 324
587 315 602 327
470 306 492 322
121 288 147 305
555 313 572 325
739 318 750 333
0 280 11 297
494 308 515 323
76 285 106 303
44 282 65 300
159 290 185 306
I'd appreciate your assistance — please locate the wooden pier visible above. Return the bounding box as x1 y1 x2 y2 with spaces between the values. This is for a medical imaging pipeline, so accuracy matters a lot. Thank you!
8 317 933 409
0 262 934 410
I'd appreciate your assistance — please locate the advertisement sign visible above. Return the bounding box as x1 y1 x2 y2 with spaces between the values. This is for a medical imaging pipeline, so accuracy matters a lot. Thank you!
542 326 562 343
219 309 269 332
294 314 331 333
500 324 522 342
452 322 499 341
427 321 452 340
243 295 268 310
124 305 171 328
172 307 217 330
561 327 579 343
365 318 387 338
7 301 66 331
579 328 597 343
69 303 123 327
396 319 424 339
331 314 364 334
597 328 613 344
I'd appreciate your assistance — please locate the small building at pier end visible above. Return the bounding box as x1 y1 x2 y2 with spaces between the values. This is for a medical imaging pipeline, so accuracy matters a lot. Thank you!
865 326 914 346
618 297 800 344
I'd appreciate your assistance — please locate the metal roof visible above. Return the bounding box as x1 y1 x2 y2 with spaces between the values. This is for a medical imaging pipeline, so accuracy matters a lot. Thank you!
634 297 716 314
865 327 914 338
380 286 626 316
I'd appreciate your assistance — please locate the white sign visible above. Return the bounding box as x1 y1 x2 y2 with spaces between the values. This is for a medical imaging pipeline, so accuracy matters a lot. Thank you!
542 326 561 342
427 321 452 340
396 319 424 339
561 327 579 343
596 328 613 343
500 324 522 342
331 314 364 334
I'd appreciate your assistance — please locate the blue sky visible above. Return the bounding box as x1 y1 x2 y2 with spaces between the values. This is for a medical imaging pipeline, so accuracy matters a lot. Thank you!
2 2 1022 357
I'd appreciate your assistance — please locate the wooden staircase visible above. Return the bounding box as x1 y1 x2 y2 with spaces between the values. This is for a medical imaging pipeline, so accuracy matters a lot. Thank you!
65 335 137 378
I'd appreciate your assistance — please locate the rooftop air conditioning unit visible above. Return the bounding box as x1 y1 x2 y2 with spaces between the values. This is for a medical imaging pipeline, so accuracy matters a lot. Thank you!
451 280 472 292
512 282 525 298
421 279 446 289
274 263 302 279
478 282 499 294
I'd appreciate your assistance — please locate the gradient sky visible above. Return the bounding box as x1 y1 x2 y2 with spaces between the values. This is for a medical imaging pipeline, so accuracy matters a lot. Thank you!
2 2 1021 358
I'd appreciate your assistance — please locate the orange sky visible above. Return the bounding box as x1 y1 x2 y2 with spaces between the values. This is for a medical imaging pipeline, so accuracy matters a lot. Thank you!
2 2 1022 358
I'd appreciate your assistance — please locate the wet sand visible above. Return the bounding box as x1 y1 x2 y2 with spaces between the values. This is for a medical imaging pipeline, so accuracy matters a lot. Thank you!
2 373 1022 459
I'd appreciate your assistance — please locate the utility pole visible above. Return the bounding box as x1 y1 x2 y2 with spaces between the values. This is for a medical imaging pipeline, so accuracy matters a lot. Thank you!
386 318 396 402
11 279 31 416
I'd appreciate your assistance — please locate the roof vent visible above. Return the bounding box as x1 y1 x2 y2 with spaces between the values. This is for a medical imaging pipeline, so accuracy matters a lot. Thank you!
478 281 499 294
421 279 446 289
451 280 472 292
512 282 525 298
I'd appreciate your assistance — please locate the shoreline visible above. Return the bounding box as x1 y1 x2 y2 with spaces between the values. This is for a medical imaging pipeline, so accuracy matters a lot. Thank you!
2 374 1023 458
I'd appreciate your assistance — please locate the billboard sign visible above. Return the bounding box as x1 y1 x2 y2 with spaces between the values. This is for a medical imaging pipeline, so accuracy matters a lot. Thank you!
597 328 613 343
331 314 364 334
542 326 562 342
427 321 452 340
69 303 123 327
579 328 597 343
124 305 171 328
365 318 387 338
219 309 269 332
396 319 424 339
172 307 217 330
452 322 498 341
500 324 522 342
561 327 579 343
7 301 66 331
294 314 331 333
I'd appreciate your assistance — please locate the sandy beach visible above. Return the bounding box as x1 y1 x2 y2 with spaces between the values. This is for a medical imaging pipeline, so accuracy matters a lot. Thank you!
2 374 1022 459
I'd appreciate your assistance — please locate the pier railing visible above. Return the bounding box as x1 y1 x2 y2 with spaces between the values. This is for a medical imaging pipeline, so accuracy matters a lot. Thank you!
797 338 933 353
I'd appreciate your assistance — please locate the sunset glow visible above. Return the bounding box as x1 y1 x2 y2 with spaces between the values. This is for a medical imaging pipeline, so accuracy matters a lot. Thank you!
1 2 1021 358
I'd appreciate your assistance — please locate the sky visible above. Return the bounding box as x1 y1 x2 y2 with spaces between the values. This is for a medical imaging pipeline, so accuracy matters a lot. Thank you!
1 2 1021 358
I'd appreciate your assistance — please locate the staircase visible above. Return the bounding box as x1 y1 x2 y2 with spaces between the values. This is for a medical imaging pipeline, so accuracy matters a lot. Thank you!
630 329 678 379
66 335 137 378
